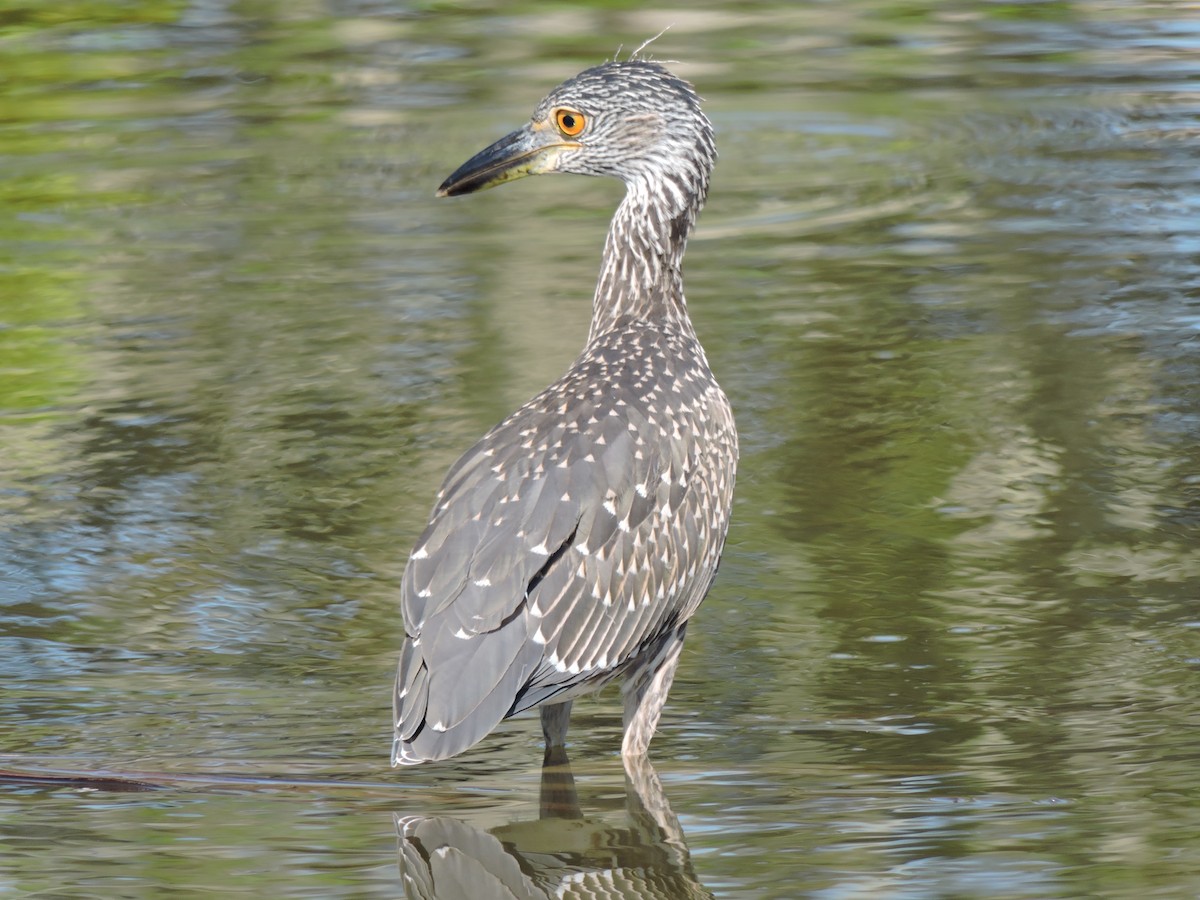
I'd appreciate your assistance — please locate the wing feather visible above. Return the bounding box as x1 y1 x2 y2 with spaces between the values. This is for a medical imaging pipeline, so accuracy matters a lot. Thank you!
394 323 738 764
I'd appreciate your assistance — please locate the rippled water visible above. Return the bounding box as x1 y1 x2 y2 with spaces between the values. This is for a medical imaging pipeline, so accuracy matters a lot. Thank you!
2 2 1199 897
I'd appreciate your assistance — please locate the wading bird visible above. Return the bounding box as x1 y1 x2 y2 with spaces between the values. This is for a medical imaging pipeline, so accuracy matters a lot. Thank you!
393 59 737 766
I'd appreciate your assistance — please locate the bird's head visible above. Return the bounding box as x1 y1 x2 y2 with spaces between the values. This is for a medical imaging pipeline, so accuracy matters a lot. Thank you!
436 60 715 199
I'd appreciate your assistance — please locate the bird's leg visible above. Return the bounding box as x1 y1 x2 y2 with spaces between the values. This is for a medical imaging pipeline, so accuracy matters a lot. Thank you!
620 626 686 758
540 700 573 749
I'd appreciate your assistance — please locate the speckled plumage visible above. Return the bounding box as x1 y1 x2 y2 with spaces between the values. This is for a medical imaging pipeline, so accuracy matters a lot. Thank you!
393 60 736 766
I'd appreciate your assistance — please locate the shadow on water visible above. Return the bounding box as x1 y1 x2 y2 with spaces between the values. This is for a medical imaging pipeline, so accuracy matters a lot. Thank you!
0 758 408 794
0 751 714 900
396 751 712 900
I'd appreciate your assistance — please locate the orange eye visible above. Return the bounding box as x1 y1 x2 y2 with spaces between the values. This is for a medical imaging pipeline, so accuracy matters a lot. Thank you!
554 108 586 137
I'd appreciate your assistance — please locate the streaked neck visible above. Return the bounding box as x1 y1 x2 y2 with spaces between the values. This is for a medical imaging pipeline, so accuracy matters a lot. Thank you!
587 174 705 344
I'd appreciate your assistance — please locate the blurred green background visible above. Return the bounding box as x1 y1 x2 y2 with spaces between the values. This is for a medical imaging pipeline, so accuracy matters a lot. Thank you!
1 1 1198 897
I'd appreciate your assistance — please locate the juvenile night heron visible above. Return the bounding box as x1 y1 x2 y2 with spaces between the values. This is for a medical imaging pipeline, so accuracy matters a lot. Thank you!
393 59 737 766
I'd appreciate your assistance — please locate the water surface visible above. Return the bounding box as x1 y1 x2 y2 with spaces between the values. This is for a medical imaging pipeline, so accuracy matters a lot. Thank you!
2 2 1199 897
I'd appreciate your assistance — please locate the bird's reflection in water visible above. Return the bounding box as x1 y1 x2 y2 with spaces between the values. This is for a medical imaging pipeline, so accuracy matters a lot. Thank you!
395 751 713 899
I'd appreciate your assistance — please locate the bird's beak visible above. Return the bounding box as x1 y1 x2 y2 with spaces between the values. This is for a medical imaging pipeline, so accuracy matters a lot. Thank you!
436 125 576 197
